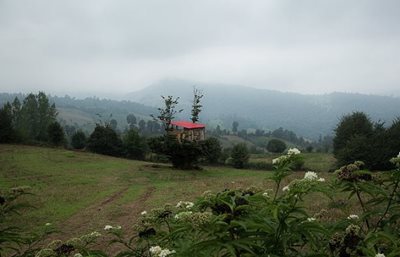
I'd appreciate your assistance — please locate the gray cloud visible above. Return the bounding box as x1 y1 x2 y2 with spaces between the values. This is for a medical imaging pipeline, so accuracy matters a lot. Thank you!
0 0 399 96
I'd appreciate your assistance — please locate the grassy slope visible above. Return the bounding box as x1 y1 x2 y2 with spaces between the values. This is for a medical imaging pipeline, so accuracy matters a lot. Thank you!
0 145 348 244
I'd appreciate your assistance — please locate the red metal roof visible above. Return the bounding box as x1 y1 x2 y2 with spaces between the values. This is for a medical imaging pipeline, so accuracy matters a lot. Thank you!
171 120 205 129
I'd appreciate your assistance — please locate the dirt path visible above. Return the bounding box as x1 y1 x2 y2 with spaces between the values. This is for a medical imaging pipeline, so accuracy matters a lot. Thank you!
46 186 156 254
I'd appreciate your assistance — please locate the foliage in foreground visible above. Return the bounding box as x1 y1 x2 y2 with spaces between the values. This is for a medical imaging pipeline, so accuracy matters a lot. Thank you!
4 151 400 257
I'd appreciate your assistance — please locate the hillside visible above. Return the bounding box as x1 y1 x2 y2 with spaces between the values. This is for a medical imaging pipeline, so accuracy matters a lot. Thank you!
127 79 400 139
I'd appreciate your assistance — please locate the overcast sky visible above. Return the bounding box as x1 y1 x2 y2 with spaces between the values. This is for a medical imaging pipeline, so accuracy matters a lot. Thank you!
1 0 400 97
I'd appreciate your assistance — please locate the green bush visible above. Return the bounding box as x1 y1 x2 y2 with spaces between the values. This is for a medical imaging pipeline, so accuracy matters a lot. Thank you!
71 130 87 149
87 124 123 157
230 143 249 169
266 139 286 153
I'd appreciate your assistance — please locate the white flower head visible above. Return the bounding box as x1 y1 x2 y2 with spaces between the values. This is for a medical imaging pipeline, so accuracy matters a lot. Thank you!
262 192 270 198
104 225 113 231
150 246 162 255
141 211 147 215
176 201 194 209
288 148 301 155
174 211 192 220
282 185 290 192
304 171 318 181
74 254 83 257
45 223 52 226
375 253 385 257
318 178 326 182
347 214 359 220
159 249 176 257
307 217 316 222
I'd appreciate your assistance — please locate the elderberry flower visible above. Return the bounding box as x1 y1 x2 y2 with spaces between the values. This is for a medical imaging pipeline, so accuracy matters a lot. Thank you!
174 211 192 220
104 225 113 231
318 178 325 182
347 214 359 220
159 249 176 257
288 148 301 155
150 246 162 255
304 171 318 181
176 201 194 209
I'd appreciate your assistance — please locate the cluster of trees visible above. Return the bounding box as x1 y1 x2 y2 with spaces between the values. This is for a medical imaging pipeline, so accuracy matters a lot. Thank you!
0 92 65 146
209 121 333 153
333 112 400 170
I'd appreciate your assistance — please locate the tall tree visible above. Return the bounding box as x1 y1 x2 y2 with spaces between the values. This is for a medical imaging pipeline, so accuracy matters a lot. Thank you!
47 121 65 146
191 87 204 123
151 96 182 132
0 103 15 143
232 121 239 133
126 114 137 129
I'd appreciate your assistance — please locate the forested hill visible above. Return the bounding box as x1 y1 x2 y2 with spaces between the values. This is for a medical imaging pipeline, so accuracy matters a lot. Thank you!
0 93 156 132
126 79 400 139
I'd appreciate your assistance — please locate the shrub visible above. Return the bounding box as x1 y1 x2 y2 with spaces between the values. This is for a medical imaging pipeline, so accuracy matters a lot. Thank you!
87 124 122 156
266 138 286 153
148 135 203 169
200 137 222 164
122 129 148 160
47 121 66 146
230 143 249 169
71 130 86 149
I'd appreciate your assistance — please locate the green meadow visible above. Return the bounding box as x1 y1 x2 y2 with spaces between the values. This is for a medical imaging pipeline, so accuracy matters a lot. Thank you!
0 145 350 245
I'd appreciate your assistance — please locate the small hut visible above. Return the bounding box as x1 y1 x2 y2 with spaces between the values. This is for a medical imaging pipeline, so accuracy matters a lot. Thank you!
169 121 205 142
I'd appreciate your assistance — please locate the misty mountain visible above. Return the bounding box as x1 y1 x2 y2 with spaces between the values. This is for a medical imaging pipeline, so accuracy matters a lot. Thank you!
126 79 400 139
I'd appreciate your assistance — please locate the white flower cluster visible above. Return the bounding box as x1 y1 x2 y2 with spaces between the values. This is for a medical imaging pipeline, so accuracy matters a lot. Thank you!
174 211 192 220
141 210 147 215
45 223 52 226
176 201 194 209
304 171 325 182
304 171 318 181
150 246 176 257
287 148 301 155
282 185 290 192
307 217 316 222
272 156 287 165
74 254 83 257
104 225 121 231
347 214 359 220
375 253 385 257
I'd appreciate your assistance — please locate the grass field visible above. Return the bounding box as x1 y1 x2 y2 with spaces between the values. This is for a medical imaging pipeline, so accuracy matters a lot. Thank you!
0 145 353 253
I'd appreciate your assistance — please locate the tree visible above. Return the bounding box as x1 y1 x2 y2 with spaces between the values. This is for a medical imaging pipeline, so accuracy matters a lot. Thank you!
110 119 118 131
87 124 122 156
151 96 182 132
266 139 286 153
122 129 148 160
47 121 65 146
126 114 137 129
191 87 204 123
0 103 15 143
200 137 222 164
148 136 203 169
232 121 239 133
231 143 249 169
138 120 146 132
333 112 374 167
333 112 373 156
71 130 87 149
